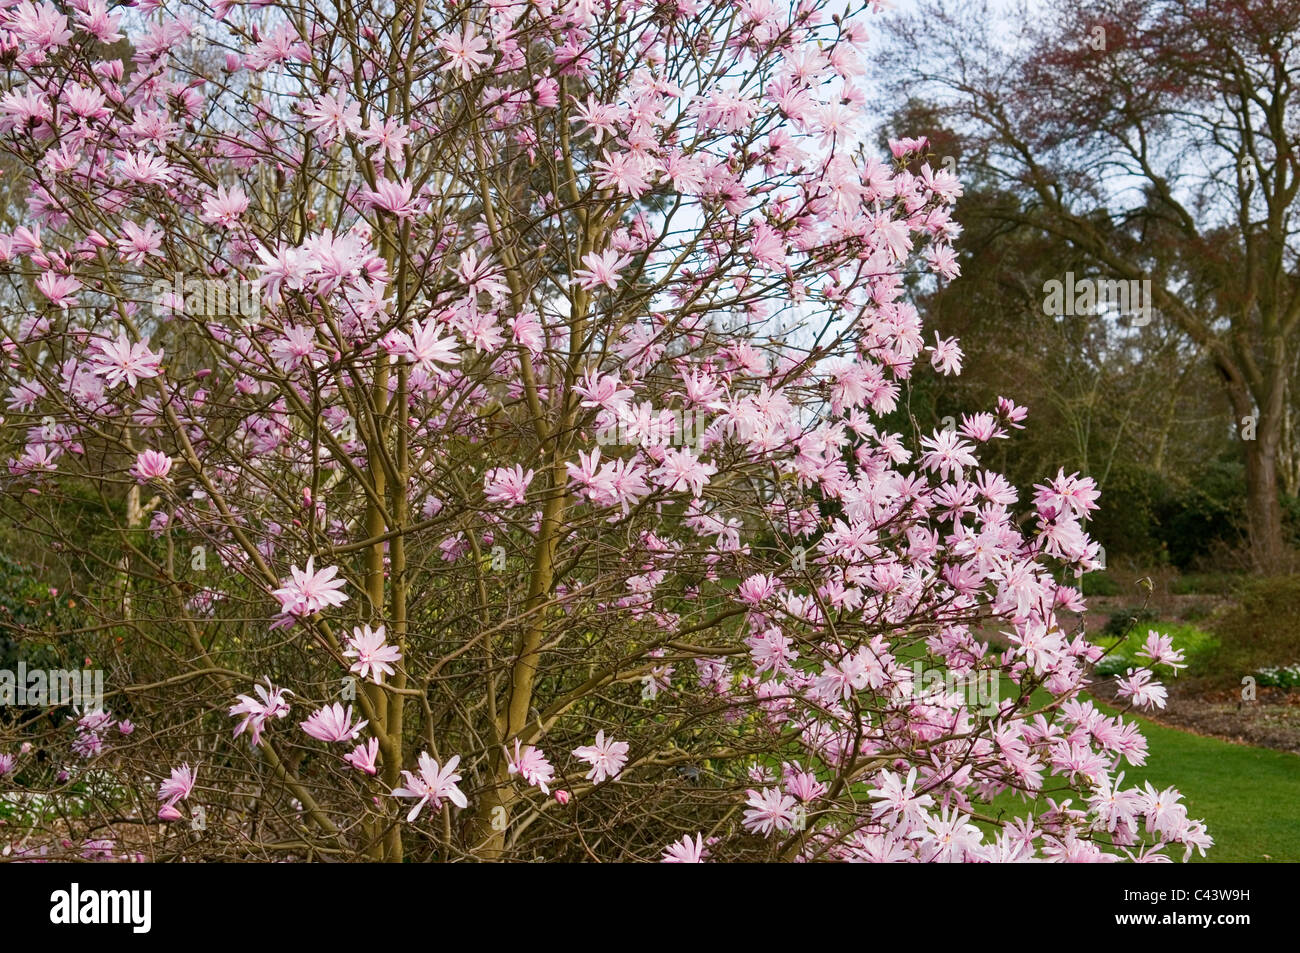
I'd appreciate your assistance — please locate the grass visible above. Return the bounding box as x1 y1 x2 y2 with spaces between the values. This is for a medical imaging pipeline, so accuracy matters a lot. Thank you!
983 686 1300 862
919 618 1294 860
1108 706 1300 862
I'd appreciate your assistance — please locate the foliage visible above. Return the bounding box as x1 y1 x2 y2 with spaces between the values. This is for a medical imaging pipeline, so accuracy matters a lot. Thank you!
1093 622 1218 679
1201 577 1300 687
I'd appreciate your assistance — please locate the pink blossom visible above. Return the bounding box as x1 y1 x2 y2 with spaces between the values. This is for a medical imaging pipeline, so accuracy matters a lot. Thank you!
157 763 197 806
661 833 707 862
87 331 163 389
300 703 367 743
35 273 81 308
506 739 555 794
359 178 424 218
345 738 380 775
131 450 172 483
574 248 632 291
437 25 492 79
199 184 249 228
343 624 401 682
484 465 534 506
1116 669 1168 710
742 787 799 837
392 752 468 820
650 447 716 497
1136 630 1187 672
572 730 628 785
229 679 291 747
272 557 349 617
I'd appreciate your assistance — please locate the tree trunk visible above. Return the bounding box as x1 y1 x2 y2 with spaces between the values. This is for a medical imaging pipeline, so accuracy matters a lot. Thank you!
1244 422 1286 572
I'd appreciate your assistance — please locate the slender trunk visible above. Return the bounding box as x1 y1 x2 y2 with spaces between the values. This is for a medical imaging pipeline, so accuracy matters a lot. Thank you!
384 363 408 862
365 363 391 860
468 453 567 857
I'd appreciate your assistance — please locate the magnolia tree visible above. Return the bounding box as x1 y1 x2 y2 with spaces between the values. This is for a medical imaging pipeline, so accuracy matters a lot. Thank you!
0 0 1209 862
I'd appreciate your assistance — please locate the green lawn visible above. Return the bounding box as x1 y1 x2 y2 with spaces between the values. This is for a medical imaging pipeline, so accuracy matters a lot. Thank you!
986 696 1300 862
1101 707 1300 862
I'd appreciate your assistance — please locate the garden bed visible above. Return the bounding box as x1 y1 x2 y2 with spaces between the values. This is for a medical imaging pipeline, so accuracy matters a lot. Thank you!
1088 679 1300 755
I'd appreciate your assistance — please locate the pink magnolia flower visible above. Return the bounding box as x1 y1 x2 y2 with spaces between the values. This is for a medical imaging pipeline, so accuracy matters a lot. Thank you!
344 738 380 775
553 790 571 805
157 762 197 806
737 573 778 605
73 0 120 43
1116 669 1168 710
359 118 411 162
506 739 555 794
117 151 176 186
929 333 963 375
157 803 184 822
484 465 534 506
115 221 163 263
0 752 16 777
572 730 628 785
359 178 423 218
229 679 291 747
300 88 361 143
7 377 44 411
392 752 468 820
77 708 115 735
1137 630 1187 672
650 447 716 497
783 765 828 802
80 839 115 860
1138 782 1188 839
270 325 323 372
398 318 460 369
10 1 74 50
272 557 349 617
592 149 651 197
9 442 62 476
437 25 492 79
915 805 983 862
573 248 632 291
87 331 163 389
343 624 401 682
888 136 929 157
918 430 978 480
131 449 172 483
742 787 800 837
661 833 707 863
199 184 249 228
35 272 82 308
1033 468 1101 519
299 703 367 743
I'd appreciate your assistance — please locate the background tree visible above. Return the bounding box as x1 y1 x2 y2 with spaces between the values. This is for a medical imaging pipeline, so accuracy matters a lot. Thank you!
883 0 1300 570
